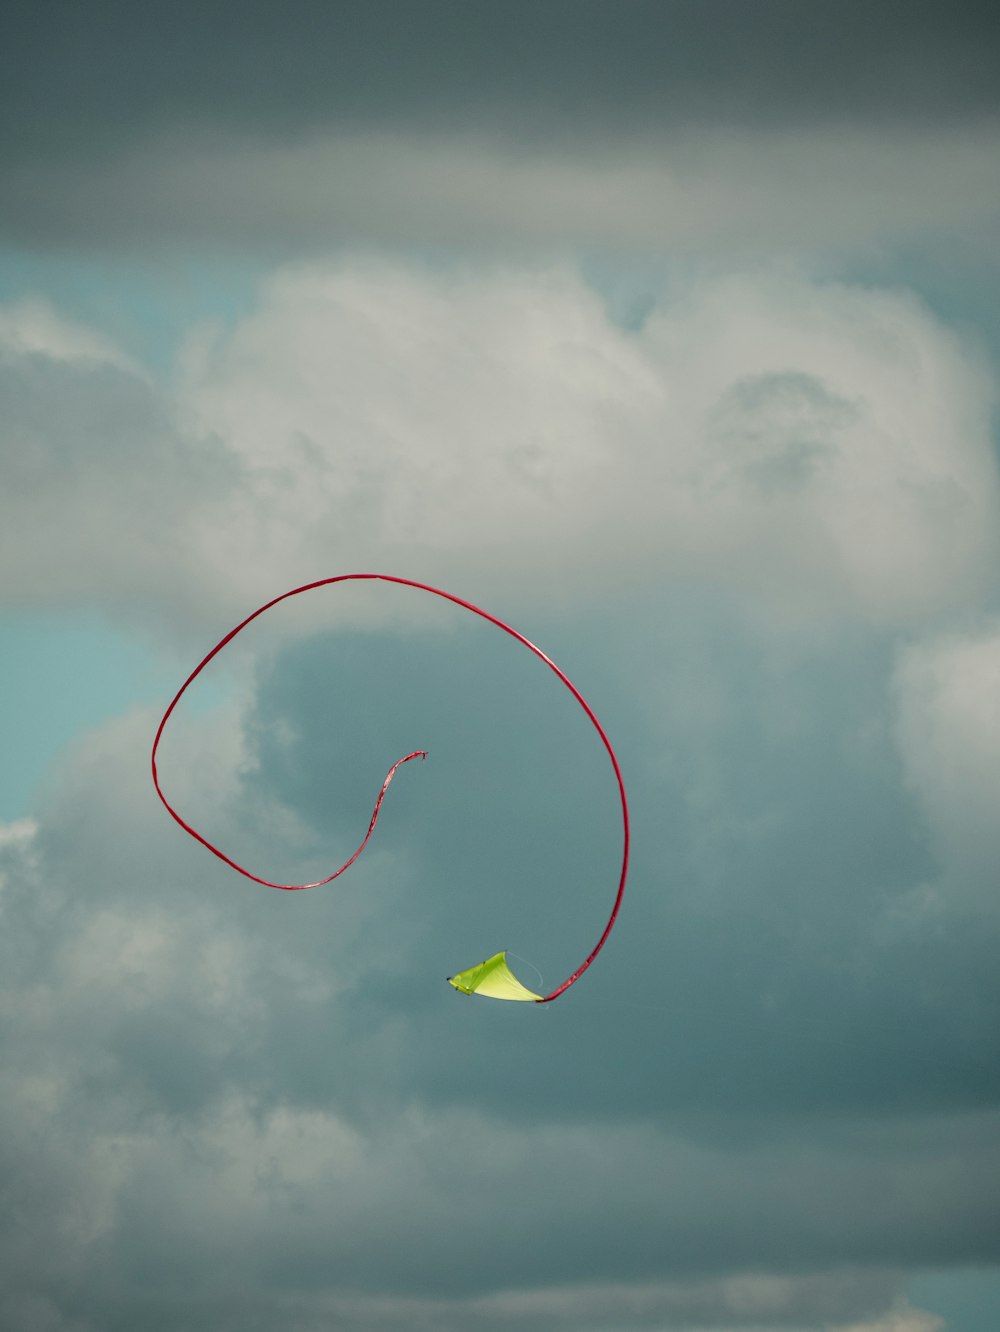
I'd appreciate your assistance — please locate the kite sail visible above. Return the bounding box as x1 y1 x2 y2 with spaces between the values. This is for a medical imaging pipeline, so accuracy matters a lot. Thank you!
150 574 629 1003
448 951 543 1001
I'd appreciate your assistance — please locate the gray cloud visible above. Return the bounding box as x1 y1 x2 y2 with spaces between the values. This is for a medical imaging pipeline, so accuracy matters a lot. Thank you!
3 265 996 641
3 6 999 1324
5 120 999 258
2 577 998 1328
235 607 1000 1127
1 2 997 256
0 302 239 632
3 0 997 164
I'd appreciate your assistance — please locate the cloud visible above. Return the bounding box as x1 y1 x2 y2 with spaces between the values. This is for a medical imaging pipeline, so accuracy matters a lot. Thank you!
4 7 999 1327
4 2 997 160
894 627 1000 894
2 4 997 258
1 263 996 640
4 121 999 258
839 1307 945 1332
0 317 236 629
0 296 140 371
233 610 1000 1125
3 576 999 1327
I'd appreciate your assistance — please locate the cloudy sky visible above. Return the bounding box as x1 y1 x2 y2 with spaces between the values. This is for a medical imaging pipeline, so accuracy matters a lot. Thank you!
2 3 1000 1330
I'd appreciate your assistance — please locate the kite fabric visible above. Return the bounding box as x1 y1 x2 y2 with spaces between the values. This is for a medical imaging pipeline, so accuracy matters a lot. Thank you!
448 952 543 1002
150 574 630 1003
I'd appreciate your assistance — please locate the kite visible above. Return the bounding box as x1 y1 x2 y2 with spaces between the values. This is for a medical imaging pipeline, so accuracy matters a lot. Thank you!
151 575 629 1002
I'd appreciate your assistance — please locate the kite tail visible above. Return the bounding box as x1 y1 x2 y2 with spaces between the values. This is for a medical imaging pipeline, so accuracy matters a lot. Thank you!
150 574 629 998
152 742 425 891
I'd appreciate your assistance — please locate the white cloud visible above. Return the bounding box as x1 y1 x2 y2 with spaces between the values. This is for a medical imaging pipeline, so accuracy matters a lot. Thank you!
0 296 139 372
1 262 997 642
0 817 37 901
0 816 37 848
179 261 1000 625
640 274 999 622
836 1303 945 1332
894 627 1000 891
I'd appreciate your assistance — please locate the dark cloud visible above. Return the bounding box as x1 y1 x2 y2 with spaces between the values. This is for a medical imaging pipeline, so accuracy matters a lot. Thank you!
239 604 1000 1128
1 1 998 257
2 0 998 168
2 592 999 1329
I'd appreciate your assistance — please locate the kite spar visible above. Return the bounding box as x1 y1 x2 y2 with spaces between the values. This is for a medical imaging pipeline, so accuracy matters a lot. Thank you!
151 575 629 1003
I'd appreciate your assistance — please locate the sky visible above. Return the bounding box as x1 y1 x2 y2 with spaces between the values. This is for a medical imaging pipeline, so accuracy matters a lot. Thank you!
1 3 999 1330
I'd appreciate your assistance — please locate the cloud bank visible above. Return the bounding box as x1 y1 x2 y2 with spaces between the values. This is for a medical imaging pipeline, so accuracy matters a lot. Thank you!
2 263 996 640
3 616 999 1329
2 2 997 257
